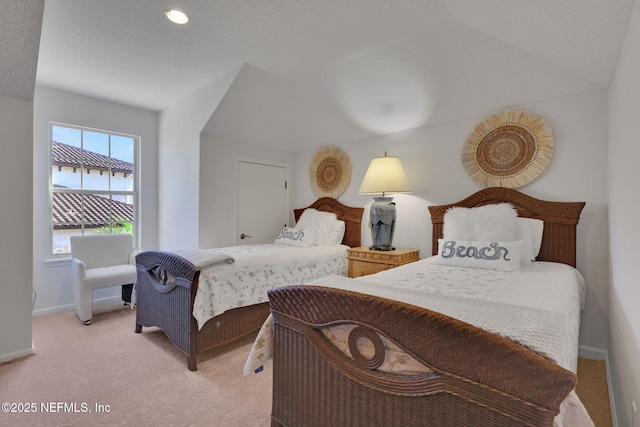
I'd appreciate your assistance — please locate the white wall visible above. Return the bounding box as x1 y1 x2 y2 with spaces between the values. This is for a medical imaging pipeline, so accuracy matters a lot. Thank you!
0 94 34 363
158 66 241 250
294 89 610 351
608 0 640 424
32 86 159 315
199 135 295 248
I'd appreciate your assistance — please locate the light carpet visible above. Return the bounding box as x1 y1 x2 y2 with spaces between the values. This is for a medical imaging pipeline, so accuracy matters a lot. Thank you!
0 302 613 426
0 302 271 427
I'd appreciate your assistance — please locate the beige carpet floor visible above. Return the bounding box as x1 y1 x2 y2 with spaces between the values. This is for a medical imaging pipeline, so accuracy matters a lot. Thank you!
576 358 614 427
0 302 271 427
1 302 613 426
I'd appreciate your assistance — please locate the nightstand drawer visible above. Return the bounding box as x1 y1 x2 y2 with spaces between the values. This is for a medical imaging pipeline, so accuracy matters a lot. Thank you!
347 247 420 278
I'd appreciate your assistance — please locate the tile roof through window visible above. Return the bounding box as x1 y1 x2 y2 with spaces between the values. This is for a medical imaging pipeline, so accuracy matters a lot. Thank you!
52 189 134 230
52 141 133 175
51 141 134 230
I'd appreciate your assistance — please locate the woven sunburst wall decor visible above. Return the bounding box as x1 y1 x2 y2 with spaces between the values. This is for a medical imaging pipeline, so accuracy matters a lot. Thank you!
309 146 352 198
462 110 554 188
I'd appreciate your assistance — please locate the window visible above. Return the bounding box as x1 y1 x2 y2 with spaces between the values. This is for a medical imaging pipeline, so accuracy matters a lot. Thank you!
50 123 138 255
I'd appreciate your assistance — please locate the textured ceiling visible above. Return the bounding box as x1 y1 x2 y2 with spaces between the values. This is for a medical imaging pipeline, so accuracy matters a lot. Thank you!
0 0 44 101
11 0 636 150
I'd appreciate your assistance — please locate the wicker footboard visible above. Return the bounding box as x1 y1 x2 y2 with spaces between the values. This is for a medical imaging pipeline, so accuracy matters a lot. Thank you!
268 286 576 427
135 251 270 371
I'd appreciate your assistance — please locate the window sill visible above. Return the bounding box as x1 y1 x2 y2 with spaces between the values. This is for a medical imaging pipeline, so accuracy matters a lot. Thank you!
43 257 72 267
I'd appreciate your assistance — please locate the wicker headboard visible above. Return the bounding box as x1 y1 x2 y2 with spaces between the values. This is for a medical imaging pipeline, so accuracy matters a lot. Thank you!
428 188 585 267
294 197 364 248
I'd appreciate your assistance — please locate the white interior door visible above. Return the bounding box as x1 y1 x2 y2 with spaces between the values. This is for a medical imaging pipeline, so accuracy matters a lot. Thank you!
237 159 289 245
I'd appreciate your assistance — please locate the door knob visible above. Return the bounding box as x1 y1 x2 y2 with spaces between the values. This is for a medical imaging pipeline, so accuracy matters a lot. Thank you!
240 233 252 240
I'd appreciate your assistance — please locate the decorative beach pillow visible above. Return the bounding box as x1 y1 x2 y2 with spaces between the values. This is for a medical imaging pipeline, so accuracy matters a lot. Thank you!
432 239 522 272
443 203 519 242
274 227 316 247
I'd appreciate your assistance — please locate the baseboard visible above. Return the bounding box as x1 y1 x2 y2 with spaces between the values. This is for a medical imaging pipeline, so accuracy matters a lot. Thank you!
579 344 607 360
0 346 33 365
579 344 619 427
32 295 123 317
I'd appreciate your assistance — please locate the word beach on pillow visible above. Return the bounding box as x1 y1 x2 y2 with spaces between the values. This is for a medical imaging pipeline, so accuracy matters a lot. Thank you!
274 227 316 247
442 240 512 260
443 202 543 265
433 239 523 271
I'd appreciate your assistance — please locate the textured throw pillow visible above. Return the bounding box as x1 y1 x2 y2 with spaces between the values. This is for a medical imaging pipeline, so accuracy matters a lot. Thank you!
517 217 544 264
296 208 342 245
274 227 316 247
443 203 519 242
432 239 522 272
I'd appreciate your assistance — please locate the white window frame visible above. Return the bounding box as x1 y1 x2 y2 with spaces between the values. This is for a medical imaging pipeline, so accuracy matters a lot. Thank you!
49 122 140 256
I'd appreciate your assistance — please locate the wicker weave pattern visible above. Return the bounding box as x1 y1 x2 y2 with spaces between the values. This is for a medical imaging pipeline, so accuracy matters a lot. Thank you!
294 197 364 248
135 198 363 371
428 187 585 267
135 251 200 368
269 285 576 427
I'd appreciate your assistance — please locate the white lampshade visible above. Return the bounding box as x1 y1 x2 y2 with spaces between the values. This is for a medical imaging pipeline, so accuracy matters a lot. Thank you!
359 153 411 195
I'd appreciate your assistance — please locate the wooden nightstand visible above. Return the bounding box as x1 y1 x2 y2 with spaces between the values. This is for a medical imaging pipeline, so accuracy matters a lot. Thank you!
347 247 420 278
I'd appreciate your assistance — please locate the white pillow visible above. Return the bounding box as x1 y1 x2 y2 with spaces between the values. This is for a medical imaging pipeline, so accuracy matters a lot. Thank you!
327 220 346 245
443 203 519 242
274 227 316 247
296 208 343 245
432 239 522 272
517 218 544 264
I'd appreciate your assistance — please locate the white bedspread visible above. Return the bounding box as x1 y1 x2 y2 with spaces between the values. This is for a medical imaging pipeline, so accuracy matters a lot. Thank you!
246 259 585 373
178 244 348 330
328 258 586 373
244 258 592 426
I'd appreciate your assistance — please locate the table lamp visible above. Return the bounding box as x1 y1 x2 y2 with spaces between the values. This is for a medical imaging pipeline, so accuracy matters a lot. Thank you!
358 152 411 250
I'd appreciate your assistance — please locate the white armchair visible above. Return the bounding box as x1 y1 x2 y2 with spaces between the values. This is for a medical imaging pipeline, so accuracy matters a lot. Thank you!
70 234 137 325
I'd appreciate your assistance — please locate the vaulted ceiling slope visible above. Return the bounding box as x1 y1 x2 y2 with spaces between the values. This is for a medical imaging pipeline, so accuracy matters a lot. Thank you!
7 1 635 151
0 0 44 101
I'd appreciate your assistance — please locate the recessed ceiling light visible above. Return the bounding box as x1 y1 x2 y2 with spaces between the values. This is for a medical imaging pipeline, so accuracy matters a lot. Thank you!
165 9 189 24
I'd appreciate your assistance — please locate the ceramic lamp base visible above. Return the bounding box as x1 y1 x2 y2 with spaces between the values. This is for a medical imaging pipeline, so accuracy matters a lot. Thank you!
369 196 396 251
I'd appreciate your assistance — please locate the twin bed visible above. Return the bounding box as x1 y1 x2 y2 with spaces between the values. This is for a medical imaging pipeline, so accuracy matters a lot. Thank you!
134 197 364 371
250 187 590 426
135 188 591 426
